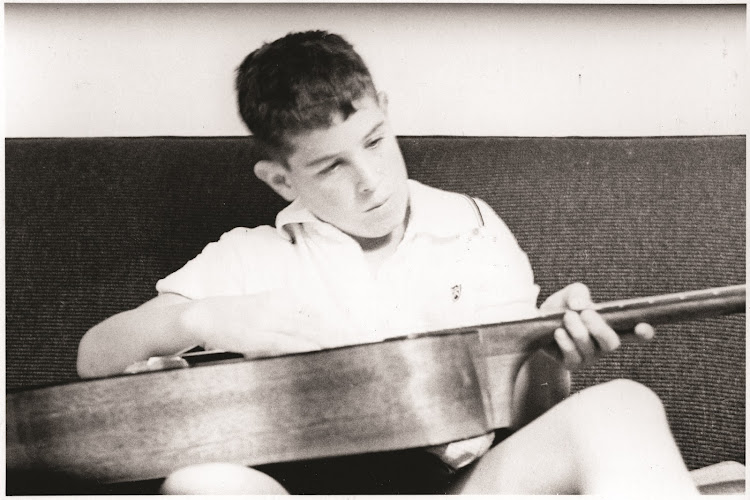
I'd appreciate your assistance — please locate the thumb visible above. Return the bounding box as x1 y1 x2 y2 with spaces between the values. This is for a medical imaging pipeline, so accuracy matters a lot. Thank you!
562 282 593 311
540 282 593 312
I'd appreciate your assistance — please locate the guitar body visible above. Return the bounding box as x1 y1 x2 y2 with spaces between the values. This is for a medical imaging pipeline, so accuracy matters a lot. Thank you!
7 329 523 483
7 285 745 483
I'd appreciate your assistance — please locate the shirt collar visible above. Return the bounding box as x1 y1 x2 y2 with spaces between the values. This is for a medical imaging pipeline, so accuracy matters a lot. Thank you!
404 180 478 239
275 179 473 241
275 198 319 240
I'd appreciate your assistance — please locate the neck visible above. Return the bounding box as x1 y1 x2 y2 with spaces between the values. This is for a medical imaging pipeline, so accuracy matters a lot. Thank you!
353 204 410 252
354 233 397 252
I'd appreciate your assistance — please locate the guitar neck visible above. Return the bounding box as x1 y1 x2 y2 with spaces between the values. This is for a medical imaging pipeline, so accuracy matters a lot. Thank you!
475 284 745 430
510 284 746 353
592 284 746 332
431 284 746 355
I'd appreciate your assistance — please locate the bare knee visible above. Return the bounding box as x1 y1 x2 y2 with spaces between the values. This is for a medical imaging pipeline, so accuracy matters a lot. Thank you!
597 378 659 399
160 462 288 495
561 380 694 494
572 378 665 419
545 379 669 446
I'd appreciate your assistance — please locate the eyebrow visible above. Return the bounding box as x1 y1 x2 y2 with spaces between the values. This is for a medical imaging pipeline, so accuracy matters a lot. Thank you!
303 120 386 168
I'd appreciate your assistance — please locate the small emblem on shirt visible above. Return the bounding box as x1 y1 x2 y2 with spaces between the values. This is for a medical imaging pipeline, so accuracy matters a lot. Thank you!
451 284 462 301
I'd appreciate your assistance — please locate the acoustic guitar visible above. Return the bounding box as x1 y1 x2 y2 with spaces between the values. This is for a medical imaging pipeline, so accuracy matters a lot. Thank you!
6 284 745 484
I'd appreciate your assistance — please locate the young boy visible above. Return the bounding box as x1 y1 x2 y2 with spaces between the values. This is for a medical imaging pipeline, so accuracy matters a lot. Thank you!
77 30 698 495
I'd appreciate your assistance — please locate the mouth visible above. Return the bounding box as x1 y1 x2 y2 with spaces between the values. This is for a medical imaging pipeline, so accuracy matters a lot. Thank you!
365 196 390 212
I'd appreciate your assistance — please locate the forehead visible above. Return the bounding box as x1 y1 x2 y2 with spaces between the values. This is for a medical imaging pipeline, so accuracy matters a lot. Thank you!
284 97 385 169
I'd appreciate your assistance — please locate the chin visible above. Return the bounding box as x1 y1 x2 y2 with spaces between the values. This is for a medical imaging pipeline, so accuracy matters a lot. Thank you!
350 219 400 240
376 221 406 240
356 228 395 240
348 201 408 240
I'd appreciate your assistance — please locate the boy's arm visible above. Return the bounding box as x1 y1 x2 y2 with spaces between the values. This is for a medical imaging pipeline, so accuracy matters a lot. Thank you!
77 291 324 379
77 293 198 379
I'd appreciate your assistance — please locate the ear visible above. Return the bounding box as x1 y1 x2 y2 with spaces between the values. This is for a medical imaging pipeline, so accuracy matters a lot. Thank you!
377 91 389 113
254 160 297 202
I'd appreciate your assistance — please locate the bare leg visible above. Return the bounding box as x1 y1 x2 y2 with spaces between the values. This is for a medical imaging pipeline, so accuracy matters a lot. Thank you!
450 379 698 495
160 463 288 495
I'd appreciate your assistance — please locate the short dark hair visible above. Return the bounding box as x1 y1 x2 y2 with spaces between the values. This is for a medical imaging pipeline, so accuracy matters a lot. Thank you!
235 30 377 157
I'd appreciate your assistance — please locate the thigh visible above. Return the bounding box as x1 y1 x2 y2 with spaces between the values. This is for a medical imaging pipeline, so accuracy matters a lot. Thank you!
160 463 288 494
448 420 579 495
449 380 687 495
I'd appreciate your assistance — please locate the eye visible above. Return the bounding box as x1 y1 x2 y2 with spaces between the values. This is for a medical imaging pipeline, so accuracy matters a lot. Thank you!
366 136 384 149
319 161 341 176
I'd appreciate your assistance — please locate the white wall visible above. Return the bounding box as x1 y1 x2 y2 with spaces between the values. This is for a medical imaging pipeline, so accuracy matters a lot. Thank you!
5 3 746 138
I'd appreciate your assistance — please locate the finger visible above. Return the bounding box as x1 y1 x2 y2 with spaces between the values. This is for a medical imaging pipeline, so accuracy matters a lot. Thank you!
565 282 593 311
563 310 598 362
618 324 657 344
634 322 656 341
554 327 583 370
580 309 621 353
541 342 563 364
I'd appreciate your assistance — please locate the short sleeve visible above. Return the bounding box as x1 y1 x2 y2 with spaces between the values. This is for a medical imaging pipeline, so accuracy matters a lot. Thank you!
471 197 540 321
155 226 290 299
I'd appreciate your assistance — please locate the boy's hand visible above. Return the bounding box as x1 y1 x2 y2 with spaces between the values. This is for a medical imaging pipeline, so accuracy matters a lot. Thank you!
540 283 655 371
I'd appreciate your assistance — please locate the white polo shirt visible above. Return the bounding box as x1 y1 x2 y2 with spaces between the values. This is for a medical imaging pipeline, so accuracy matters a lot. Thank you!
156 179 540 469
157 180 539 343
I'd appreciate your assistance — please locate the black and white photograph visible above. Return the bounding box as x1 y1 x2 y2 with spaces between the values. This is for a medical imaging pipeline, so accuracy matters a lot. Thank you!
5 2 746 495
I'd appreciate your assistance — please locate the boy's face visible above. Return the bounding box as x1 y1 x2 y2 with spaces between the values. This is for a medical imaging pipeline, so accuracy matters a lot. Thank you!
259 94 410 241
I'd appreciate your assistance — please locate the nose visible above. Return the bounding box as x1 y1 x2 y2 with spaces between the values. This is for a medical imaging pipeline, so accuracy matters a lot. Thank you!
353 159 383 195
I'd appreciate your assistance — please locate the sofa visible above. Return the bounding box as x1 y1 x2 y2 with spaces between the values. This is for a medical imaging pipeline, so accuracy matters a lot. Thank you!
5 136 745 493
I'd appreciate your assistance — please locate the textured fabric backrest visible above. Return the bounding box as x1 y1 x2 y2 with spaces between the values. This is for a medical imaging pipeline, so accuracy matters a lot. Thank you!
5 136 745 470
